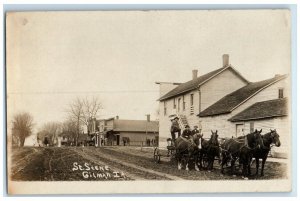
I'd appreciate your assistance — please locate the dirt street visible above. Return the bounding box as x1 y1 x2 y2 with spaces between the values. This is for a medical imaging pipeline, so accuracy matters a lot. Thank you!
9 146 288 181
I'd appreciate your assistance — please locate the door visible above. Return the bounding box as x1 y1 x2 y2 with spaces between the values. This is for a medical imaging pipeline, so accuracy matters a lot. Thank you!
236 124 244 137
116 135 120 146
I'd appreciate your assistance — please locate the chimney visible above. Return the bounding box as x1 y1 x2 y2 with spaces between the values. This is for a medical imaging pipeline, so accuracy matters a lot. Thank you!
192 70 198 80
222 54 229 67
116 116 119 120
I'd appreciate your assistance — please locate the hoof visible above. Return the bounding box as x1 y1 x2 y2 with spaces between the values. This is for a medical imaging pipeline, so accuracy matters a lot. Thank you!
208 170 211 173
186 168 189 171
243 177 249 180
232 175 237 177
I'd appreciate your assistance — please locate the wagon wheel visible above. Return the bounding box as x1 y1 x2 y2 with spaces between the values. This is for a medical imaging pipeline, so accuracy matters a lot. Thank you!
153 147 161 163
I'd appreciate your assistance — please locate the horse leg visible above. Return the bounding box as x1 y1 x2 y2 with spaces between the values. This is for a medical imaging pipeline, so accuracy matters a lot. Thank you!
231 158 236 176
195 152 200 171
255 158 259 176
207 155 213 171
185 154 190 171
177 155 182 170
220 152 227 174
247 156 252 176
199 152 203 170
261 157 267 176
242 162 249 179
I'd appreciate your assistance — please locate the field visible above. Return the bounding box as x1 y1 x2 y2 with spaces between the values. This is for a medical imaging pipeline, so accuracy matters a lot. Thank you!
9 146 288 181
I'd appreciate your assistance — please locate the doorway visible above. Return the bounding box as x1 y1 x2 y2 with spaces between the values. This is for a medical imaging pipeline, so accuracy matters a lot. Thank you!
116 134 120 146
236 124 244 137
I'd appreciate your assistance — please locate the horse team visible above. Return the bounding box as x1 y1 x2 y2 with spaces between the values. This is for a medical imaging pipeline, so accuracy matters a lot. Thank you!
174 129 281 179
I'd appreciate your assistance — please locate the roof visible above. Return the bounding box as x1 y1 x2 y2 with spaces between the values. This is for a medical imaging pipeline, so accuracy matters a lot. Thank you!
158 66 249 101
113 120 159 133
229 98 288 122
198 74 288 117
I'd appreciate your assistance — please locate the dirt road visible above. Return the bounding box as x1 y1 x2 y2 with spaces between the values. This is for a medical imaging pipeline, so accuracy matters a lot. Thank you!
9 146 288 181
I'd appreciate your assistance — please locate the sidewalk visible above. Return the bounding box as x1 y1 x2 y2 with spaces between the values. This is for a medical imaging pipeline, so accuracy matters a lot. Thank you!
265 157 288 164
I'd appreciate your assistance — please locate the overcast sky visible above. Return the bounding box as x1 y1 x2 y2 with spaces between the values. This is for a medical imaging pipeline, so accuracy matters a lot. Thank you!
6 10 290 132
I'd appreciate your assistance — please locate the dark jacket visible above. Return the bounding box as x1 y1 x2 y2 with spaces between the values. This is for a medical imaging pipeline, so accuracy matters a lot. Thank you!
171 121 181 132
182 129 192 138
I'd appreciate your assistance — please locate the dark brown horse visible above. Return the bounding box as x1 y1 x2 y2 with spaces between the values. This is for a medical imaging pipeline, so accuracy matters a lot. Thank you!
175 134 202 171
220 129 264 178
198 130 220 171
253 129 281 176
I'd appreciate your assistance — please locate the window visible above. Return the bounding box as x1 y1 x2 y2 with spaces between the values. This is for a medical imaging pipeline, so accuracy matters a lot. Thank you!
190 94 194 106
178 98 181 111
164 101 167 116
250 122 254 133
183 95 186 110
279 88 284 98
173 99 176 109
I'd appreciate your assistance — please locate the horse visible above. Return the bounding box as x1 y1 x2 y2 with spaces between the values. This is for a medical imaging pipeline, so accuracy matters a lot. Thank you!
220 129 264 178
174 133 202 171
198 130 220 171
253 129 281 176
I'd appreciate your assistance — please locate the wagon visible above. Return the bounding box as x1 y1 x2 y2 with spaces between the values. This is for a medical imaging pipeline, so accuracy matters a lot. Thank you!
153 138 178 163
153 145 176 163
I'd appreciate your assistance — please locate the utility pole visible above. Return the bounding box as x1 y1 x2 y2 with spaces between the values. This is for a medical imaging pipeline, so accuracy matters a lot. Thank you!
146 114 150 147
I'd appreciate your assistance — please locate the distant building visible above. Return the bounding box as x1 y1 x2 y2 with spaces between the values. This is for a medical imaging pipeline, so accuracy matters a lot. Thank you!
89 116 159 147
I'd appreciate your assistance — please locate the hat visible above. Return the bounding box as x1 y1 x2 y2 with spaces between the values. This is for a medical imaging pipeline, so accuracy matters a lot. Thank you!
194 125 198 128
173 117 179 120
185 125 190 128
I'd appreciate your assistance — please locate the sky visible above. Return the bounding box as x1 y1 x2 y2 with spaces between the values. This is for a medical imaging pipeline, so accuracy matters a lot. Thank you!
6 10 291 133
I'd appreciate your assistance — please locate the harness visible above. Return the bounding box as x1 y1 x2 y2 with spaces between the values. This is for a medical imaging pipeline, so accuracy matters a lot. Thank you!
176 136 197 154
221 137 259 161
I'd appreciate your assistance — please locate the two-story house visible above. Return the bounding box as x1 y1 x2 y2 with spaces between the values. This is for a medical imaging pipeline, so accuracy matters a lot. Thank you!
156 54 290 158
156 54 249 146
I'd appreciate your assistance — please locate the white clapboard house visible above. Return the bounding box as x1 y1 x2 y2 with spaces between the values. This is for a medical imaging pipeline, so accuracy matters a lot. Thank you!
156 55 290 157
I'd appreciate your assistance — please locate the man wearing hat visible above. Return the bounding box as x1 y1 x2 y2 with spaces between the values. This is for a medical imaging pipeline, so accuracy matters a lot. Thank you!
170 117 181 141
192 125 200 135
182 125 192 139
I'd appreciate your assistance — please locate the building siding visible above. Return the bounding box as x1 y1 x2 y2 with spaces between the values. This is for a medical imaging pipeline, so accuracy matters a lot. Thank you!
199 78 290 157
119 132 158 146
158 68 248 146
200 69 247 112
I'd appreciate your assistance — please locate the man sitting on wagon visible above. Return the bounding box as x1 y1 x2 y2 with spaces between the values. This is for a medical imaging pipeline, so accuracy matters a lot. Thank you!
182 125 192 139
191 125 200 135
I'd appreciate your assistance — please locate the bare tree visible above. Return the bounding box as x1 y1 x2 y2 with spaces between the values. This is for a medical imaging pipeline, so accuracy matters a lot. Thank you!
66 97 102 145
38 122 62 146
61 119 78 145
12 112 34 147
66 98 84 146
81 97 102 134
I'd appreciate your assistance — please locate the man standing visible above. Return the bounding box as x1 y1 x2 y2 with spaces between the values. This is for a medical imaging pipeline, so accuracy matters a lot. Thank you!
170 117 181 141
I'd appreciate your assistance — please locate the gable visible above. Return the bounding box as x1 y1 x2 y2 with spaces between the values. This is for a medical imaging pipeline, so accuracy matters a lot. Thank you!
158 66 248 101
198 74 287 117
229 98 288 122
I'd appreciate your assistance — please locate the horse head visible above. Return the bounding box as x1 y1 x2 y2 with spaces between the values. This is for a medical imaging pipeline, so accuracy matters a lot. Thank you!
248 129 264 149
192 133 203 149
210 130 219 146
270 129 281 147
